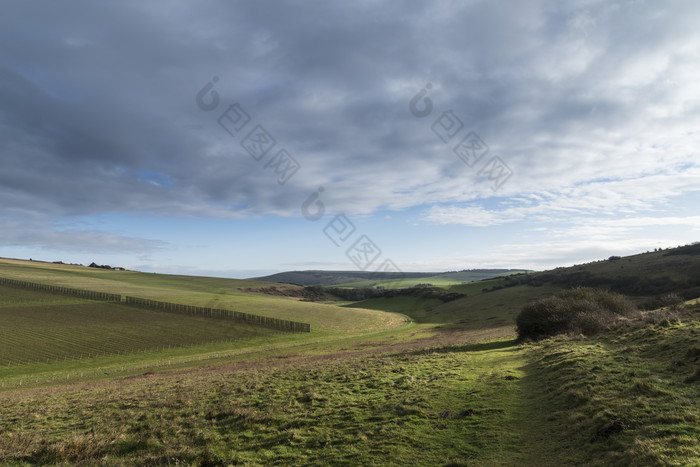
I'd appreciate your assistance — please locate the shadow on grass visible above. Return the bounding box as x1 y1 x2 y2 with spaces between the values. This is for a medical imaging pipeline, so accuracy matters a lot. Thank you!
399 338 519 357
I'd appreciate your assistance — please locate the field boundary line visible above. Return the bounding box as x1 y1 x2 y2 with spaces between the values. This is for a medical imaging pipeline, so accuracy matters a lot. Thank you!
0 276 310 333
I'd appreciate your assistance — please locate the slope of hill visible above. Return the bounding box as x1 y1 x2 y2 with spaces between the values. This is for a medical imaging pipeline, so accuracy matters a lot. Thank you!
252 270 434 285
500 245 700 308
345 245 700 329
0 258 405 334
333 269 531 289
0 248 699 465
255 268 530 287
522 312 700 464
0 283 280 365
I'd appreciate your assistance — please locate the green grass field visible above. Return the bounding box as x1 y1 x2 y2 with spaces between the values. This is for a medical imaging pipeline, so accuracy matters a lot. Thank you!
0 253 699 465
253 269 530 287
0 258 405 334
348 283 563 328
0 284 281 365
333 269 530 289
0 336 529 465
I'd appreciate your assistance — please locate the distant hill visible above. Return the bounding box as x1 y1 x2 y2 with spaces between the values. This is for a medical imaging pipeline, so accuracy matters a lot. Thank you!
346 243 700 327
500 243 700 308
251 270 432 286
253 269 531 287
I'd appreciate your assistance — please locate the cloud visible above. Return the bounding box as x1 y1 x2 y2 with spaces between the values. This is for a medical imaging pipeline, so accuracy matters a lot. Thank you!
395 237 678 272
0 215 167 254
424 168 700 227
542 215 700 241
1 0 699 257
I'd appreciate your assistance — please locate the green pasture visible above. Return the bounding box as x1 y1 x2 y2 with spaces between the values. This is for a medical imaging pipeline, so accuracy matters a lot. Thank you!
0 284 280 365
0 258 405 333
0 252 698 465
333 269 530 289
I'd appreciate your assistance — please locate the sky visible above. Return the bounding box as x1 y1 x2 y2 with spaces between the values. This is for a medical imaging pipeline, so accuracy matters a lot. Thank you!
1 1 699 278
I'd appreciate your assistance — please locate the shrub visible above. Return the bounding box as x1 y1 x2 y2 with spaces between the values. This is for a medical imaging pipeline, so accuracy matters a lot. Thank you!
516 288 636 340
663 242 700 256
659 293 685 311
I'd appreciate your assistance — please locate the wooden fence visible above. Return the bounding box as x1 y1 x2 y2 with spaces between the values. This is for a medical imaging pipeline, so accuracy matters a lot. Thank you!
0 277 122 302
0 276 310 332
124 296 310 332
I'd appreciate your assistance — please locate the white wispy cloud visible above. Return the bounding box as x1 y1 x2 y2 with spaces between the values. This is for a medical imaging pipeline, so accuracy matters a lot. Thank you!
423 168 700 227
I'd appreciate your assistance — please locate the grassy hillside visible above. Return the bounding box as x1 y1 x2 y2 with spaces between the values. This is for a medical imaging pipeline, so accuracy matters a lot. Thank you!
0 248 699 464
344 244 700 330
502 246 700 307
0 258 405 334
0 335 528 465
348 283 562 329
0 284 278 365
253 269 428 286
334 269 531 289
1 308 697 465
255 268 530 287
522 312 700 464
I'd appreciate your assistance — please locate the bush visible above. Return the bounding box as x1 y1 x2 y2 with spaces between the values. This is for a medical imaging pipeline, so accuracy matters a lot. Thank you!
659 293 685 311
516 288 636 340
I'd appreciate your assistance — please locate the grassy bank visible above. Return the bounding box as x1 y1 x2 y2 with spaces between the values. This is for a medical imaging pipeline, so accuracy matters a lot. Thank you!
520 313 700 465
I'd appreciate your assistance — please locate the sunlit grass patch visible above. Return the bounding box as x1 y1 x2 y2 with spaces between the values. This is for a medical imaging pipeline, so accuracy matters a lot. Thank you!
524 318 700 465
0 338 530 465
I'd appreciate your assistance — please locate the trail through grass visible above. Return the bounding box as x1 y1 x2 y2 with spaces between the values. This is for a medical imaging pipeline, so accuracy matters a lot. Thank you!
0 336 532 466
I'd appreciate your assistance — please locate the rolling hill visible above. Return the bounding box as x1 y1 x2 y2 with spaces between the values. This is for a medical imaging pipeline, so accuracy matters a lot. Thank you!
254 268 531 287
0 246 698 465
0 257 405 334
343 244 700 329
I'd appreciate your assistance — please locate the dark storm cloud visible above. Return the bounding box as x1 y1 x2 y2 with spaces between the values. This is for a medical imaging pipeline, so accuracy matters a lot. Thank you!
1 0 699 252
